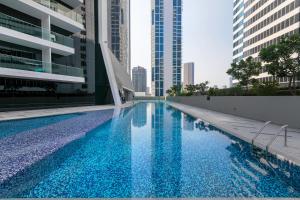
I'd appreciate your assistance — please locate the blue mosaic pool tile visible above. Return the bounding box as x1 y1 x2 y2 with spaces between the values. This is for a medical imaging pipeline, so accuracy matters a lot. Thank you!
0 109 113 183
1 103 300 198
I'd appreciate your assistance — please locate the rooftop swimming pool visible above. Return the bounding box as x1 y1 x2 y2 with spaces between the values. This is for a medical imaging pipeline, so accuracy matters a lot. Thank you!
0 102 300 198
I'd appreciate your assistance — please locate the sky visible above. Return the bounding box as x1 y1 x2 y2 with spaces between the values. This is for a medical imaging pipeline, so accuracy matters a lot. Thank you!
131 0 233 89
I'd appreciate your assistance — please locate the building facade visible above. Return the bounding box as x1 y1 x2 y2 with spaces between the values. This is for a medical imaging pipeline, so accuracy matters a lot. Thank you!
108 0 131 75
151 0 182 96
97 0 134 106
0 0 85 83
0 0 133 109
183 62 195 87
232 0 300 86
132 66 147 93
0 0 88 107
233 0 244 64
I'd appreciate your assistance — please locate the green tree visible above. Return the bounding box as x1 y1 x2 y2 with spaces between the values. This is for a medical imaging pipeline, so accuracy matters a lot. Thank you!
284 34 300 93
259 35 300 95
166 87 176 96
227 57 261 91
185 84 197 96
195 81 209 95
166 85 182 96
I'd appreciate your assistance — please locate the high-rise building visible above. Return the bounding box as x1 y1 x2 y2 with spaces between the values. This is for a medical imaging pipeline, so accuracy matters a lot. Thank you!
232 0 300 86
151 0 182 96
108 0 131 75
132 66 147 93
58 0 96 95
183 62 195 87
232 0 244 64
0 0 133 109
97 0 134 105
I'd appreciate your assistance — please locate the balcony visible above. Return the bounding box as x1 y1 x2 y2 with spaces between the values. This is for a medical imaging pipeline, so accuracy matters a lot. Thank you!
60 0 83 8
0 54 84 83
0 13 74 48
33 0 83 24
0 0 84 33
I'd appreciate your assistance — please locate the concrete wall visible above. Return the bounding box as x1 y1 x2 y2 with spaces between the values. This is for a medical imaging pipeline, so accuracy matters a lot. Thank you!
167 96 300 129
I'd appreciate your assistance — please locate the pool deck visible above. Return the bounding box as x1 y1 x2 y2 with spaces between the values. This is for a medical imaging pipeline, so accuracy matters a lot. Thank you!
0 103 133 183
167 101 300 167
0 102 133 122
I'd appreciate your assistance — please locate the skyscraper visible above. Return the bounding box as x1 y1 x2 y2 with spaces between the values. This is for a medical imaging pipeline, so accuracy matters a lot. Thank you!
232 0 300 86
108 0 131 75
232 0 244 64
151 0 182 96
97 0 134 105
132 66 147 93
183 62 195 87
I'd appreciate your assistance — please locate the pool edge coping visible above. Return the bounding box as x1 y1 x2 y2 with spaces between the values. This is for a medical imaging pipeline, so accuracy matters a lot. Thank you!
0 102 134 122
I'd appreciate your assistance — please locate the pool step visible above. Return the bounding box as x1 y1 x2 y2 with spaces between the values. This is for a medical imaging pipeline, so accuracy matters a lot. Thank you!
251 146 266 158
251 145 300 191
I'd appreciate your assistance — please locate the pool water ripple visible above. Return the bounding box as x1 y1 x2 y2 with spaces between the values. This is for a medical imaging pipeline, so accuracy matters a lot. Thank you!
0 102 299 198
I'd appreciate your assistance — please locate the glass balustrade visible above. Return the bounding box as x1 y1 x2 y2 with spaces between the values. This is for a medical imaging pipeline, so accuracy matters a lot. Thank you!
0 13 74 48
33 0 83 24
0 54 83 77
52 63 84 77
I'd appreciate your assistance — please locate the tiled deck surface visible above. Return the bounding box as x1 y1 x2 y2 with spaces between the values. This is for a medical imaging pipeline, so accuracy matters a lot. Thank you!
0 105 116 122
167 101 300 167
0 103 133 183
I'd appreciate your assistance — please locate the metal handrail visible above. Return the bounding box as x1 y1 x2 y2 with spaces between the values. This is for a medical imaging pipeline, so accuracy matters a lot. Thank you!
252 121 272 146
266 125 288 152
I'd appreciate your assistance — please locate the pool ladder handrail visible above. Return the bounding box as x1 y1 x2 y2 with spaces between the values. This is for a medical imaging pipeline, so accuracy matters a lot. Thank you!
266 125 288 152
252 121 272 146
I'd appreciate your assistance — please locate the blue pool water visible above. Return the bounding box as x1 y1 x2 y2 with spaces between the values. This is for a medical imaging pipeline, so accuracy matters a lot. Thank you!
0 113 82 139
0 102 300 198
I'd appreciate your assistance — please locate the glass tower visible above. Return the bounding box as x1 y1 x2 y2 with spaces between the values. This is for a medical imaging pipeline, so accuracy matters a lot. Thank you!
151 0 182 97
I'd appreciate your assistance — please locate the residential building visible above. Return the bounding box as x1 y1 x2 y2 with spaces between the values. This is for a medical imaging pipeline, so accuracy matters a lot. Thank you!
0 0 86 107
151 0 182 96
132 66 147 93
183 62 195 87
232 0 300 86
58 0 96 95
97 0 134 105
146 87 151 95
0 0 133 109
233 0 244 64
108 0 131 75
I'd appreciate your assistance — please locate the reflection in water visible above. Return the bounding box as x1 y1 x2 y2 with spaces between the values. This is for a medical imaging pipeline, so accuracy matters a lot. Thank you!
195 120 211 132
183 114 195 131
132 103 147 128
0 102 300 198
151 103 182 197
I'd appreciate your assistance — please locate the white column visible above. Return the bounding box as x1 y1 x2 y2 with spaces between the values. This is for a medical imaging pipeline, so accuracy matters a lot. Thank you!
42 48 52 73
41 15 52 73
41 15 50 40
